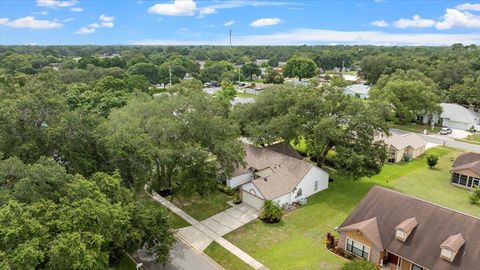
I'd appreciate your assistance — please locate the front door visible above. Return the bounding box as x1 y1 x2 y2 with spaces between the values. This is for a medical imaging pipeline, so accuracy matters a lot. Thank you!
387 252 399 266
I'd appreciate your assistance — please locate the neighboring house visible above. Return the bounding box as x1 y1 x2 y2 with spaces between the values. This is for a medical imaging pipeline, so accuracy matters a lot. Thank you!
336 186 480 270
450 152 480 190
226 143 329 210
381 133 427 163
342 74 358 82
344 84 370 99
421 103 480 131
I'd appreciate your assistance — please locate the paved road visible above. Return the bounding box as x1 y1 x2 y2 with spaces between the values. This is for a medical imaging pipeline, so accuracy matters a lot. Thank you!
135 239 222 270
390 128 480 153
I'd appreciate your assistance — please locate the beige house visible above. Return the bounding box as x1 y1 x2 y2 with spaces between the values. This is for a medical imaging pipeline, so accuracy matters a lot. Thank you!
337 186 480 270
382 133 426 163
450 152 480 189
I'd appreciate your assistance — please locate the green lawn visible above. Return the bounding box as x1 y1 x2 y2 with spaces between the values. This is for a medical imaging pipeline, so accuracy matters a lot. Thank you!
167 190 234 221
456 133 480 145
236 92 259 99
207 147 479 270
204 242 253 270
389 122 441 134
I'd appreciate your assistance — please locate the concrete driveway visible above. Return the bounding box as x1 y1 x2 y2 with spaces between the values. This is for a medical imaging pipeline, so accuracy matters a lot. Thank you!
177 203 258 251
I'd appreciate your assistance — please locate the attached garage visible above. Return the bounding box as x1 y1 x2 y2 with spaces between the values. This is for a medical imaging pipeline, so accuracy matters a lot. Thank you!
444 120 468 130
241 190 264 210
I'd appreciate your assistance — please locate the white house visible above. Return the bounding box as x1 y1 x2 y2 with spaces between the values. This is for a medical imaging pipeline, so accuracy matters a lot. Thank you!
422 103 480 131
344 84 370 99
227 144 329 210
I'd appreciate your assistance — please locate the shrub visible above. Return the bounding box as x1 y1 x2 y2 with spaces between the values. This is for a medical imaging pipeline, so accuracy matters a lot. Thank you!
426 154 439 168
233 193 242 204
341 260 376 270
259 200 283 223
334 247 345 257
469 186 480 204
325 232 336 249
217 184 236 196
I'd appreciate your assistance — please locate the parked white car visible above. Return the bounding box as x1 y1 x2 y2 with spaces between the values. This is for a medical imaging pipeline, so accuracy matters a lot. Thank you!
440 127 453 135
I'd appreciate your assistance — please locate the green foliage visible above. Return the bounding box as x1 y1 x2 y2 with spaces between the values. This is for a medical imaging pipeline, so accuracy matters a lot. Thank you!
98 82 244 193
263 68 284 84
341 260 377 270
127 62 159 84
283 55 317 81
0 159 174 269
469 186 480 204
233 85 388 179
259 200 283 223
200 60 234 82
241 62 261 80
426 154 439 168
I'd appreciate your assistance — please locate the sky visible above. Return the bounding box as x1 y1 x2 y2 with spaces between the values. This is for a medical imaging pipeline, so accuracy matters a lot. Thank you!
1 0 480 46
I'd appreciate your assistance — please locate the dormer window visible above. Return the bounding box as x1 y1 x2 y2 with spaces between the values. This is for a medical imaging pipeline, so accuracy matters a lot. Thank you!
395 217 418 242
440 234 465 262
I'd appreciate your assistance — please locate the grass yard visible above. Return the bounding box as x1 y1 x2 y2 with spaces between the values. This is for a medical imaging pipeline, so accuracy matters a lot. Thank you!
166 189 234 221
204 242 254 270
207 147 479 270
455 133 480 145
236 92 259 98
388 122 441 134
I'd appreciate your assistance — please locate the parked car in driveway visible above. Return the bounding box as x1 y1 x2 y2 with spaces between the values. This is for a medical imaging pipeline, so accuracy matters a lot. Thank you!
440 127 452 135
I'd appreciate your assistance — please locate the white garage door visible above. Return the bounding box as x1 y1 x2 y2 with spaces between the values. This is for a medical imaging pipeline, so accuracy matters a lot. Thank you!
447 121 468 130
242 190 264 210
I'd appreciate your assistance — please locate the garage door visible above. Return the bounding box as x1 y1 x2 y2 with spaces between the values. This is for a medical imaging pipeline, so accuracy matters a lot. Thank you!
242 190 264 210
447 121 468 130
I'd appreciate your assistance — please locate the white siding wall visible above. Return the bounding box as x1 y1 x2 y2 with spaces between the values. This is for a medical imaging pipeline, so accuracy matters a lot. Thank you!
227 172 252 188
289 166 329 202
273 193 291 207
241 182 264 199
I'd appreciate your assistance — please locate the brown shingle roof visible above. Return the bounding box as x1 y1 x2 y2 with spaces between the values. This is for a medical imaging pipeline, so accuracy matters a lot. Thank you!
395 217 418 233
234 144 313 199
337 217 384 250
265 143 303 160
338 186 480 270
441 234 465 254
382 132 426 150
451 152 480 175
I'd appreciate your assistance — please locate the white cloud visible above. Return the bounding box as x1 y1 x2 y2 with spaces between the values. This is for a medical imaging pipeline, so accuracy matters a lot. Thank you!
436 8 480 29
75 27 96 34
33 11 49 15
64 17 74 22
37 0 77 8
70 7 83 12
148 0 197 16
224 20 235 26
130 28 480 46
75 14 114 34
370 20 389 27
250 17 281 27
199 7 216 17
393 15 436 28
0 16 62 29
456 3 480 11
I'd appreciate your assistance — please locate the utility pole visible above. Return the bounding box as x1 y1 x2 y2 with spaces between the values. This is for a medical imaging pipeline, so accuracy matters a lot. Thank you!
341 60 345 75
169 65 172 86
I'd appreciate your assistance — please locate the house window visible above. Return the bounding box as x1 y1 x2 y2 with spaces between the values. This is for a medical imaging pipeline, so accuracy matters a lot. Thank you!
451 173 460 184
473 178 480 187
459 174 468 186
411 264 424 270
296 188 303 198
314 181 318 191
346 238 369 260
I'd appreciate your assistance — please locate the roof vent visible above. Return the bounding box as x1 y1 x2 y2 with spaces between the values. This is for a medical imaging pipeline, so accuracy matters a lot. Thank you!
440 234 465 262
395 217 417 242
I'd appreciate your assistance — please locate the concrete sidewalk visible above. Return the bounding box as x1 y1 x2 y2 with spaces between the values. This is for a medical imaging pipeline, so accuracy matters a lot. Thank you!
150 192 268 270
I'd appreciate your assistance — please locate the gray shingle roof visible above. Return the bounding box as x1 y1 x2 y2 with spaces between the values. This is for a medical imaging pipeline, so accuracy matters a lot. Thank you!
440 103 480 124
